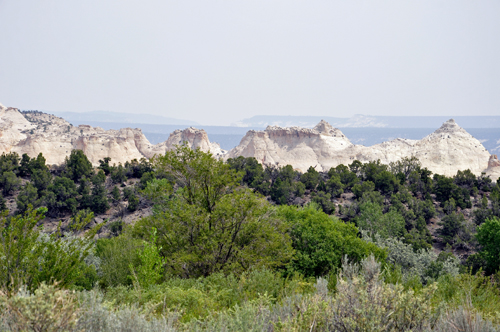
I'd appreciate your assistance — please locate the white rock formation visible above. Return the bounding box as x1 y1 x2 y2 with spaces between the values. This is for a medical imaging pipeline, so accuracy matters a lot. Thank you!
147 127 225 158
485 155 500 182
1 103 498 181
0 105 224 166
227 119 499 180
228 120 354 172
0 103 35 154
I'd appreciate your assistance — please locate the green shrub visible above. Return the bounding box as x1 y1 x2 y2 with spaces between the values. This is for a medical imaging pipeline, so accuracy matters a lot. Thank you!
356 202 406 239
0 283 79 332
64 149 93 182
0 171 21 195
278 204 386 277
96 234 141 287
130 228 165 288
476 216 500 274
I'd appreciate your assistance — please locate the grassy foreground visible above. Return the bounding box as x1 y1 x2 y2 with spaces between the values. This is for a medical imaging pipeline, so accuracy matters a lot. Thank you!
1 256 500 332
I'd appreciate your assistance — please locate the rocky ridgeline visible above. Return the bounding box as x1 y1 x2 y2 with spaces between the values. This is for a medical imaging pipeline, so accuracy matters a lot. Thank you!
227 119 499 180
0 104 225 166
1 103 499 180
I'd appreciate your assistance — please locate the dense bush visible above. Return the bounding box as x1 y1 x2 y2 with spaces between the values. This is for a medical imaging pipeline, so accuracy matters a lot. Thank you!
135 146 293 278
278 204 385 277
476 216 500 273
64 149 94 182
0 207 96 291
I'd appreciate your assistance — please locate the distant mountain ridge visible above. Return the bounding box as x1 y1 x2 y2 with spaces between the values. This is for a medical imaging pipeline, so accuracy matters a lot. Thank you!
40 110 199 126
234 115 500 128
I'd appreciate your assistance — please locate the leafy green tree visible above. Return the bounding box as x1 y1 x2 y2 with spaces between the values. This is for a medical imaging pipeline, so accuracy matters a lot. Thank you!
349 160 363 175
454 169 477 192
18 153 32 177
269 165 301 204
111 185 121 202
136 146 293 278
69 209 94 231
123 158 153 179
152 145 239 212
270 177 293 204
45 177 78 216
92 169 106 186
16 183 41 214
0 171 21 195
98 157 112 175
227 156 270 194
329 164 359 189
352 180 375 199
0 152 20 174
388 156 422 182
408 168 433 197
278 204 386 277
300 166 320 190
138 171 155 190
127 191 139 212
360 190 385 206
28 153 49 174
90 182 109 214
438 212 466 246
476 217 500 274
311 191 336 214
411 198 436 222
78 176 92 210
374 170 399 195
31 168 52 191
326 174 345 197
433 174 455 203
111 163 127 184
361 160 387 182
355 202 405 239
64 149 93 182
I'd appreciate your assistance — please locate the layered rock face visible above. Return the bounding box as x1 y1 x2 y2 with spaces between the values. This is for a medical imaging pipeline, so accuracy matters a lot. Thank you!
0 105 224 165
227 119 498 179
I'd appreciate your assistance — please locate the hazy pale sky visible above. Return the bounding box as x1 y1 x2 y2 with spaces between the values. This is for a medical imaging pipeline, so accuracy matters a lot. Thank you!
1 1 499 125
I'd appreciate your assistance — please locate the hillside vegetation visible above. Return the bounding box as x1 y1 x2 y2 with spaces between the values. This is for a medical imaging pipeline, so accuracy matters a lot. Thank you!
1 147 500 331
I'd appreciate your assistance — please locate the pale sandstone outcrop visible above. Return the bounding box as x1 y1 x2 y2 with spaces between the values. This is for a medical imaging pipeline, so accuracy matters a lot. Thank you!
146 127 225 158
0 106 224 166
228 120 354 172
2 104 498 181
227 119 499 180
485 155 500 182
0 103 35 154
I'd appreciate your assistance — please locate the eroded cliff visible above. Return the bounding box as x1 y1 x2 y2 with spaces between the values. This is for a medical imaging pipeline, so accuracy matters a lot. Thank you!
0 105 224 165
226 119 498 179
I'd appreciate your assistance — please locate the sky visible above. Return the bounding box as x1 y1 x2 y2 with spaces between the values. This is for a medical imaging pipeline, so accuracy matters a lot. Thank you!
1 1 499 126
